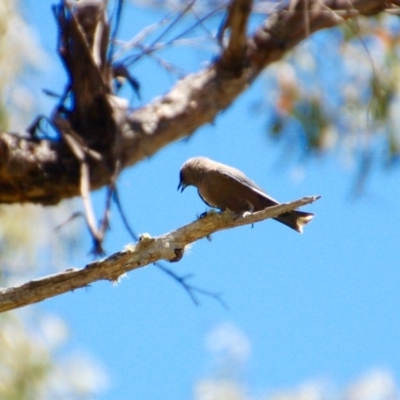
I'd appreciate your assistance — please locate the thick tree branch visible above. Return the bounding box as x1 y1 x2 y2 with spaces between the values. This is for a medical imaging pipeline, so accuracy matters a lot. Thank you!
117 0 388 166
0 0 389 204
0 195 320 313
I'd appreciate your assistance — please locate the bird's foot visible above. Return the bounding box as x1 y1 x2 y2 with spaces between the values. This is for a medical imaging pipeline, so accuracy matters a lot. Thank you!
198 209 217 219
234 211 254 228
199 211 208 219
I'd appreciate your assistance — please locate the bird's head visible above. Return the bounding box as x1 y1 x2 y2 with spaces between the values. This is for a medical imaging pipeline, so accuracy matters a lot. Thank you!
178 157 206 192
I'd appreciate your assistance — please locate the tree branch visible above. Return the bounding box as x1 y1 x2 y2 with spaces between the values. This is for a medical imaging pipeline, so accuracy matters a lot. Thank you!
218 0 253 68
0 195 320 313
0 0 389 204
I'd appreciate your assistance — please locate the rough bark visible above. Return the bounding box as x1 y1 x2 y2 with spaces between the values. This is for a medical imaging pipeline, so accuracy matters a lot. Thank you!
0 196 320 313
0 0 390 204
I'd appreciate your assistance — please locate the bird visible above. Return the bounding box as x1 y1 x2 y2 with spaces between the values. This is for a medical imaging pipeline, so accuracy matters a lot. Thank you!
178 156 314 233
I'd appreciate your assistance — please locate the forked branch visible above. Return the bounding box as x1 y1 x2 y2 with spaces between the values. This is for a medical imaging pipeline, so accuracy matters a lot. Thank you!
0 0 390 205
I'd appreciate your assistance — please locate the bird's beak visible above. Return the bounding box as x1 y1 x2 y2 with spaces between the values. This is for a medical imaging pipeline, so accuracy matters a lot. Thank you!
177 181 186 192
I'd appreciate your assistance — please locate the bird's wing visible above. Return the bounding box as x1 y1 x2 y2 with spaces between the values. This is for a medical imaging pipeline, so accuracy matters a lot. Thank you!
218 167 280 205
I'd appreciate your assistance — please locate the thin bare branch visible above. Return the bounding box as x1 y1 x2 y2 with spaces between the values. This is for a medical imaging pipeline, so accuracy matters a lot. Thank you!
108 0 124 61
123 0 197 67
154 261 227 308
121 2 223 67
0 195 320 313
112 10 176 60
112 188 139 242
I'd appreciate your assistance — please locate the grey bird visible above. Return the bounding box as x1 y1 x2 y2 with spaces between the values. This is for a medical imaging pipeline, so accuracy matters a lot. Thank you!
178 156 314 233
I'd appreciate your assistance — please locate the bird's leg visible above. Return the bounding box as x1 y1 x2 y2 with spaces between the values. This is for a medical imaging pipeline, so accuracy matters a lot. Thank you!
198 209 218 219
243 202 255 228
241 201 254 218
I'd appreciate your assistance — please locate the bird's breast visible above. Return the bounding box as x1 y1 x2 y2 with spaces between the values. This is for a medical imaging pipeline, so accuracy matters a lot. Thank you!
198 188 219 208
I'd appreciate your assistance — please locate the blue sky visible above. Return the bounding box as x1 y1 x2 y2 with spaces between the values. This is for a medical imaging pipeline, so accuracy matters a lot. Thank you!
21 1 400 399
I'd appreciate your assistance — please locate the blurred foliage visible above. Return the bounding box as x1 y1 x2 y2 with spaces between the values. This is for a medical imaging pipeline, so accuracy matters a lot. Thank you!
126 1 400 180
263 13 400 174
0 1 107 398
0 312 108 400
0 204 84 286
0 203 106 398
0 0 47 131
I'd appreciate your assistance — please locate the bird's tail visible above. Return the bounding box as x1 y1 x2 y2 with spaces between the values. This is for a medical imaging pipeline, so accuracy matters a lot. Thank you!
274 210 314 233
